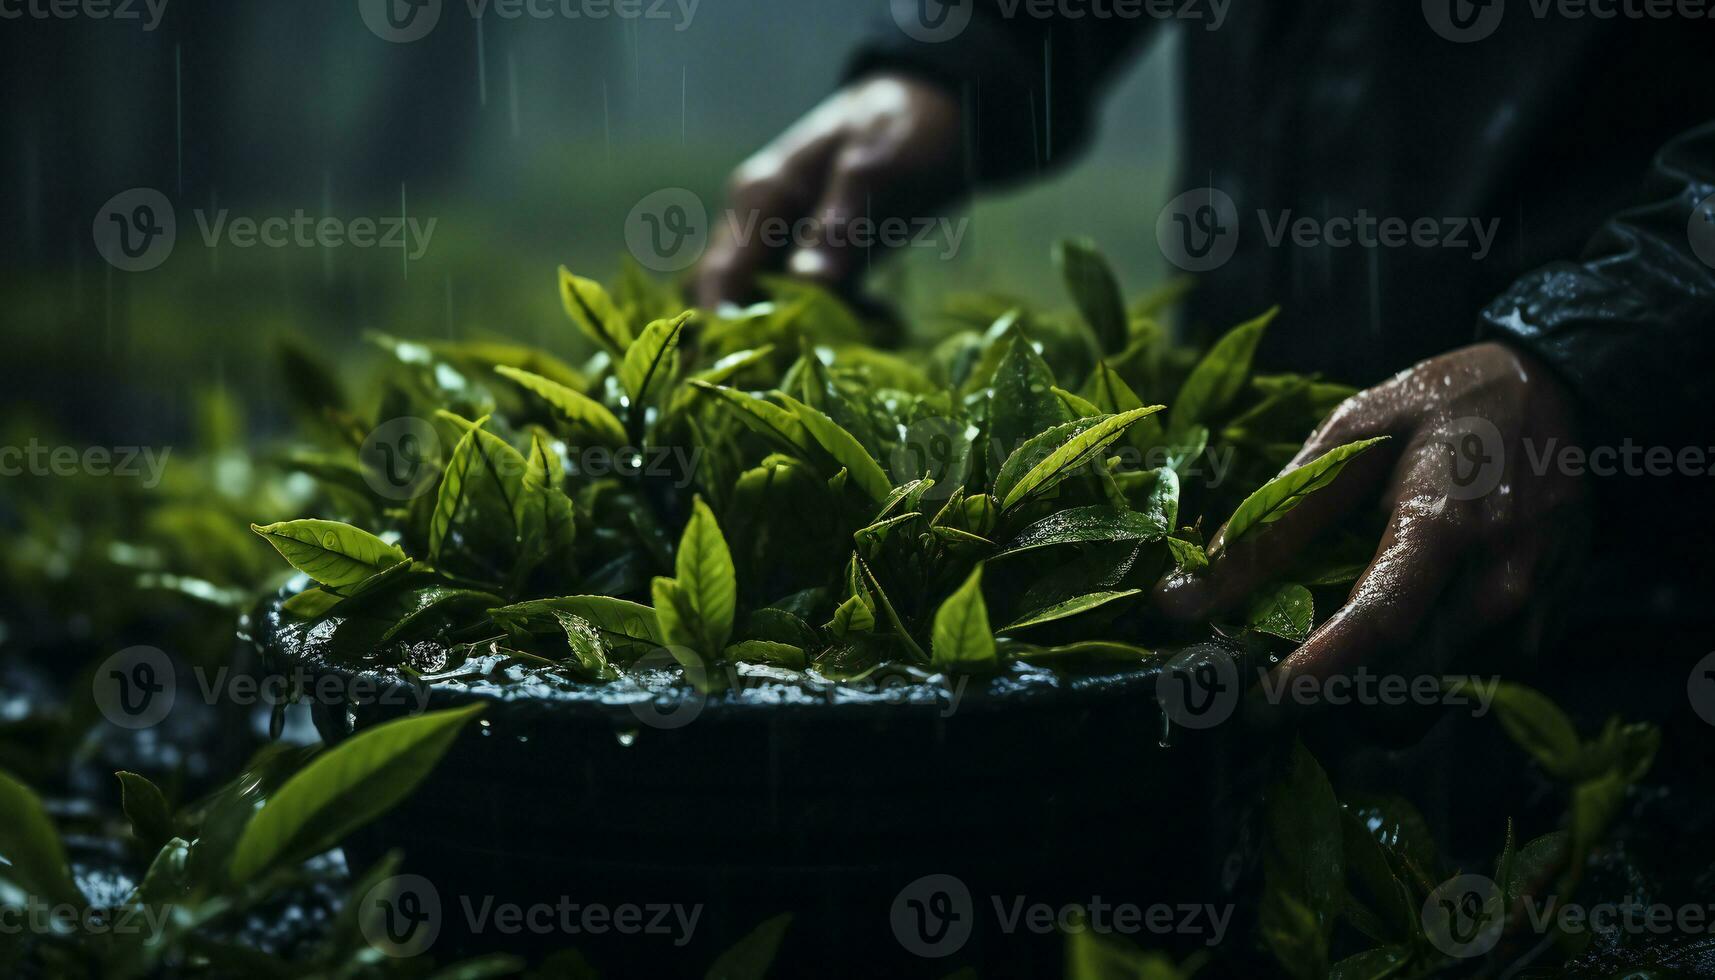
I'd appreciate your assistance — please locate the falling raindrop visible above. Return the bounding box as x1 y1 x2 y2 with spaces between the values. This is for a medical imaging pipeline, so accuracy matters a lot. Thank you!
476 14 488 107
175 43 184 196
616 728 638 748
507 48 520 140
1158 709 1174 749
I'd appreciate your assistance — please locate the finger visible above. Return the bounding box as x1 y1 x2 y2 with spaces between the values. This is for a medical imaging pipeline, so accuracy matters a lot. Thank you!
1156 378 1432 622
1155 448 1395 622
694 141 837 308
1275 449 1471 686
783 150 880 292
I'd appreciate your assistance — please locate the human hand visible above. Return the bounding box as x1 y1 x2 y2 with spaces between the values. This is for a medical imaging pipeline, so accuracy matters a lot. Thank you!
1156 341 1588 687
694 73 967 309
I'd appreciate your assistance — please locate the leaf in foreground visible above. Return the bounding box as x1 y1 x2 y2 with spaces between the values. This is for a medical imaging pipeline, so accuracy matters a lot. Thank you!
0 768 83 906
251 520 407 590
228 703 484 884
931 564 996 670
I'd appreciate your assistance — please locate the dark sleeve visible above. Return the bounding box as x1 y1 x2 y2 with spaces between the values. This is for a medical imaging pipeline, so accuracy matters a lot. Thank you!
1480 123 1715 450
845 4 1157 187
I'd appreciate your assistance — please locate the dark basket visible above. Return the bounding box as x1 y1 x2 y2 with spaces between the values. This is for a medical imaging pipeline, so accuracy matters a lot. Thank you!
255 598 1274 976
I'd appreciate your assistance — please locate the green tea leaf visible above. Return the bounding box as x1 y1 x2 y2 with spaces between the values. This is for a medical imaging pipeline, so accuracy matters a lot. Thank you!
0 768 82 905
1171 307 1276 434
999 589 1141 633
229 703 484 884
1056 238 1128 354
1327 946 1411 980
1051 385 1103 419
988 332 1072 456
705 911 793 980
994 408 1164 512
827 594 876 637
117 771 177 853
1166 537 1208 572
1011 640 1152 664
380 586 505 643
689 381 817 457
778 392 893 503
251 519 407 590
725 640 806 669
1245 583 1315 642
495 366 628 447
428 418 528 570
675 497 738 656
558 266 633 357
931 565 996 670
1262 742 1343 978
492 596 663 655
619 311 691 407
1223 437 1388 548
1488 682 1583 780
651 576 703 666
552 611 620 681
996 505 1170 559
282 587 343 619
856 557 927 663
516 431 577 572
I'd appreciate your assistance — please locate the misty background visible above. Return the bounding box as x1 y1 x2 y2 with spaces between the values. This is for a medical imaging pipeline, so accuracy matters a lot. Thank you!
2 1 1180 444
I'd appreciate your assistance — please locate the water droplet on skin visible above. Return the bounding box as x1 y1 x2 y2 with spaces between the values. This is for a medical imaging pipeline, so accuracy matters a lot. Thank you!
616 729 638 747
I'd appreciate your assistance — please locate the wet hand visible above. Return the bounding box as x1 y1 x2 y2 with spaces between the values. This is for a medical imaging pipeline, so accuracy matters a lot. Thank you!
694 73 966 308
1156 341 1587 687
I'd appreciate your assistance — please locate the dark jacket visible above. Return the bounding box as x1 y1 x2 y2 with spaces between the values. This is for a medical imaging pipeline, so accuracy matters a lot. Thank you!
854 2 1715 621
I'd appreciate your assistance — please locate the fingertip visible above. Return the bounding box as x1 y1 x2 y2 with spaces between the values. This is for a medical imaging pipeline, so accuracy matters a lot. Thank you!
1153 570 1214 623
